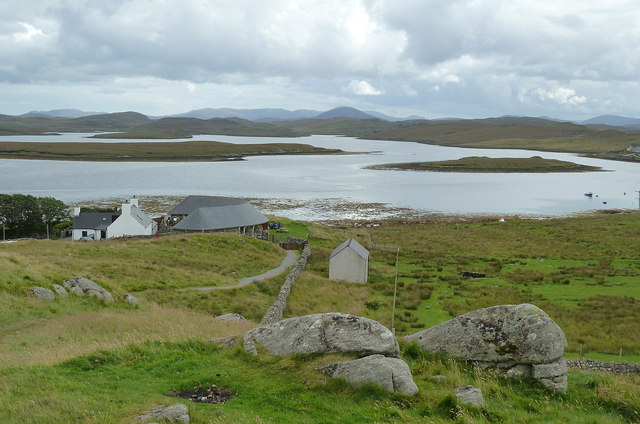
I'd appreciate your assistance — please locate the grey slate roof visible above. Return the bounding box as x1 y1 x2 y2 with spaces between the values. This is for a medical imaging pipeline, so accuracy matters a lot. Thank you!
169 195 247 216
73 211 121 230
129 205 154 228
329 238 369 260
173 203 268 231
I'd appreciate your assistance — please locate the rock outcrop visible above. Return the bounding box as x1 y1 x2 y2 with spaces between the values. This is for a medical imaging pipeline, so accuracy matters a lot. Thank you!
30 286 55 301
404 304 568 391
63 277 114 303
318 354 418 395
244 312 399 357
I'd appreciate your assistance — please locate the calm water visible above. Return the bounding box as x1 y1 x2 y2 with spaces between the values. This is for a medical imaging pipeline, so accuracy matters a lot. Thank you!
0 133 638 219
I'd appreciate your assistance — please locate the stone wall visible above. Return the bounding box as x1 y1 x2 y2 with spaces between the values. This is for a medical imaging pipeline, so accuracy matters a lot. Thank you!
568 359 640 375
260 243 311 325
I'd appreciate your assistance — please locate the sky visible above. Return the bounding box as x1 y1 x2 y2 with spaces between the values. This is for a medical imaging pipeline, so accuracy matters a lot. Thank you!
1 0 640 120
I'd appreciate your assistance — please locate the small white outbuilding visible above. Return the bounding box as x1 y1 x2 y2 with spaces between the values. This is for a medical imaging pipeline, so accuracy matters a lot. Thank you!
329 238 369 283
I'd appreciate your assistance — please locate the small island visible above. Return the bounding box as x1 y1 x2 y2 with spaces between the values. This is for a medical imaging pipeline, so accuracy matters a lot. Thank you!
0 140 342 161
367 156 604 173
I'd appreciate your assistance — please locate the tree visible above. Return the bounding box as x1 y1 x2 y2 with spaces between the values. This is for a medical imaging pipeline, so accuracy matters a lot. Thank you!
0 194 42 237
0 194 70 239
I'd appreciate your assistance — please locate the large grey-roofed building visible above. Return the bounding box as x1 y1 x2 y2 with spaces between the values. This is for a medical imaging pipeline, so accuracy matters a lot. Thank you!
169 195 247 217
171 195 268 234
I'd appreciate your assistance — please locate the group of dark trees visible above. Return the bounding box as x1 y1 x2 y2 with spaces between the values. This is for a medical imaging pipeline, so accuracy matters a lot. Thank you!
0 194 70 239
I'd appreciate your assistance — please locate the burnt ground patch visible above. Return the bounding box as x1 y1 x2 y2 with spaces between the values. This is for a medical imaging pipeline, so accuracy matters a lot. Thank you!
167 384 236 404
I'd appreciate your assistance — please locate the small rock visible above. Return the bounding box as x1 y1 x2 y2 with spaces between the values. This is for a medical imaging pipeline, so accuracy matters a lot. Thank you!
31 286 55 301
454 385 485 407
206 336 240 349
137 403 189 423
52 284 69 298
538 375 568 392
215 313 247 322
125 293 139 306
318 354 418 395
69 286 84 296
432 375 447 382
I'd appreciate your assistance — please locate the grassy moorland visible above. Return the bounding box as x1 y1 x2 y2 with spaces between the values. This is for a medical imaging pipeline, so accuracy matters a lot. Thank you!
367 156 604 173
1 212 639 422
0 140 340 161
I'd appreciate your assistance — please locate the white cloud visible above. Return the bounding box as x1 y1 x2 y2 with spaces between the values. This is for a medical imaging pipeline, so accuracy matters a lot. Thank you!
344 80 384 95
534 87 587 106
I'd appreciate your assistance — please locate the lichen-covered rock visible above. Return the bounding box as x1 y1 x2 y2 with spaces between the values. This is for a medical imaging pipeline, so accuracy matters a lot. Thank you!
207 336 240 349
31 286 55 301
215 313 246 322
404 304 569 391
454 385 485 407
318 354 418 395
404 304 566 364
244 313 399 357
52 284 68 298
63 277 114 303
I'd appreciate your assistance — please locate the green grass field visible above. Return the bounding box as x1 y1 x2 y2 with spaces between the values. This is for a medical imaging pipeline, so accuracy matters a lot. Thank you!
1 212 639 422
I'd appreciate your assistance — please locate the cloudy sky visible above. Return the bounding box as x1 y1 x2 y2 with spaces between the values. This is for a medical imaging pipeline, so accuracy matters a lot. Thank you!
2 0 639 120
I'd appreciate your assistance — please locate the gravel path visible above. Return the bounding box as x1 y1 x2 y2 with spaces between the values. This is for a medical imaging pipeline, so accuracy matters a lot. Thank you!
184 250 299 291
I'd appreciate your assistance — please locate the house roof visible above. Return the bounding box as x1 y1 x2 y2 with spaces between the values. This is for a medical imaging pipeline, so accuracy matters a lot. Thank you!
173 203 268 231
329 238 369 260
169 195 247 216
128 205 154 228
73 211 121 230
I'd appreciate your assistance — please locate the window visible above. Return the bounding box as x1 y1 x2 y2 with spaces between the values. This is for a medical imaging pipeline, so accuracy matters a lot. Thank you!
82 231 88 237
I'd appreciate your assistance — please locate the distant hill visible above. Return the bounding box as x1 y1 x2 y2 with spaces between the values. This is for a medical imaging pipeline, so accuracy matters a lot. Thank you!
316 107 378 120
172 108 320 122
581 115 640 127
22 109 105 119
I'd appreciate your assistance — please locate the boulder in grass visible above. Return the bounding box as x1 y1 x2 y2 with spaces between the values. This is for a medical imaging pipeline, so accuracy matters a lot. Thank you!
31 286 55 301
215 313 246 322
63 277 114 303
52 284 68 298
318 354 418 395
244 313 399 357
404 304 569 392
137 403 189 423
454 385 485 407
124 293 139 306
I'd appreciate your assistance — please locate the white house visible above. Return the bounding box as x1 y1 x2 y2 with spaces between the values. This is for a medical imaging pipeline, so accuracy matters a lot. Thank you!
72 197 157 240
329 238 369 283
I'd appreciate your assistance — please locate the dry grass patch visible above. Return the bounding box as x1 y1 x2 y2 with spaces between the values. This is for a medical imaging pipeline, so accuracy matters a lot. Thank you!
284 272 370 318
0 303 256 368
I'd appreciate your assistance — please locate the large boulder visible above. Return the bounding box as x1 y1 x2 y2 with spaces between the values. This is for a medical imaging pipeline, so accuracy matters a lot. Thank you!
404 303 566 364
318 354 418 395
244 313 399 357
404 304 568 391
63 277 114 303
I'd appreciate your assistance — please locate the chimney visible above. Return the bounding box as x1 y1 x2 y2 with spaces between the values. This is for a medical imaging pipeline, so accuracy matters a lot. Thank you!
73 207 81 216
121 203 131 215
129 196 139 207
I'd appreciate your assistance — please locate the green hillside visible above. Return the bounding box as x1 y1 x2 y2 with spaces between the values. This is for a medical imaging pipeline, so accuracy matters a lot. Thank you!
1 212 639 422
